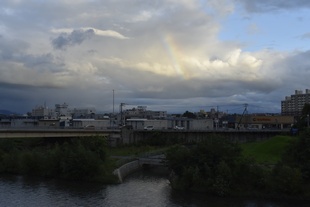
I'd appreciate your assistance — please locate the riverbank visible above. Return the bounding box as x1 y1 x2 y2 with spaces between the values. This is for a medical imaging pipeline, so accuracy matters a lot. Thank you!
166 134 310 199
0 136 118 183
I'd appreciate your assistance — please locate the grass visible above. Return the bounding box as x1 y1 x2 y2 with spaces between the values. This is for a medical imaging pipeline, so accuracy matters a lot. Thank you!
240 135 296 165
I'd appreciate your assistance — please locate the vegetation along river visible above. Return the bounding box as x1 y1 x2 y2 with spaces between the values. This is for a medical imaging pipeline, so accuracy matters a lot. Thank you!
1 167 309 207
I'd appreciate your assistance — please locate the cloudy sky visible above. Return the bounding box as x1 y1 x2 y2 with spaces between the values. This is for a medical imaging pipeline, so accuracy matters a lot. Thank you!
1 0 310 114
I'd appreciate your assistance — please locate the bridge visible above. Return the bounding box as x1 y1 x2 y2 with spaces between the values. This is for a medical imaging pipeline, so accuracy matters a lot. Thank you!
122 129 291 144
0 128 120 138
138 154 167 166
0 128 291 146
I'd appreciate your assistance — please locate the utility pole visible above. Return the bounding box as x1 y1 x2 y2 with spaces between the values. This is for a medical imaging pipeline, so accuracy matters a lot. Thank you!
216 105 219 130
112 89 115 115
237 103 248 130
110 89 115 129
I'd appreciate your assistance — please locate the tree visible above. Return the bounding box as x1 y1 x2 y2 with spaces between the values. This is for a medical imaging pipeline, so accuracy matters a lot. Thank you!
182 111 196 119
166 138 243 195
295 103 310 129
302 103 310 116
282 128 310 182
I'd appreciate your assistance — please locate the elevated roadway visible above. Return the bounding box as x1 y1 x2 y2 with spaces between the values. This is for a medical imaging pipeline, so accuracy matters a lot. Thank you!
0 128 120 139
0 128 291 145
122 129 291 144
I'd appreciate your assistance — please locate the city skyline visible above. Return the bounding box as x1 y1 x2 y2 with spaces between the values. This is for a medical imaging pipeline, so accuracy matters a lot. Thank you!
1 1 310 114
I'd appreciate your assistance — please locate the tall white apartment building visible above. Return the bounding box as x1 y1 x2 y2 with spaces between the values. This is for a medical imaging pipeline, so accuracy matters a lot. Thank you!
281 89 310 116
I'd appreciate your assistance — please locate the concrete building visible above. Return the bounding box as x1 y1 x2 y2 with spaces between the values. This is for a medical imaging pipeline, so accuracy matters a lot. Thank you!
122 106 167 120
31 106 54 118
55 102 71 117
167 118 214 130
72 108 96 119
126 118 214 131
126 119 168 130
144 110 167 119
281 89 310 116
10 118 38 128
72 119 111 129
38 119 60 128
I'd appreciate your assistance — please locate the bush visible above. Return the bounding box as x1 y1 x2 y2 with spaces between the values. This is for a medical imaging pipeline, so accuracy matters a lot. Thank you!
282 128 310 182
0 136 114 182
59 142 102 180
271 164 303 195
211 161 232 196
20 150 42 175
166 138 243 196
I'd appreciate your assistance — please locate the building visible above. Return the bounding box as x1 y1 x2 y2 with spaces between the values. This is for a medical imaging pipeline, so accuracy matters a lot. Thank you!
72 119 111 129
281 89 310 116
126 118 214 131
72 107 96 119
126 119 168 130
55 102 71 117
122 106 167 120
236 115 294 130
31 105 54 119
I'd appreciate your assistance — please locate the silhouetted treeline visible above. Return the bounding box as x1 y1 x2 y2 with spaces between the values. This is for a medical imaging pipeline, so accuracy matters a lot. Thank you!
166 131 310 198
0 137 117 183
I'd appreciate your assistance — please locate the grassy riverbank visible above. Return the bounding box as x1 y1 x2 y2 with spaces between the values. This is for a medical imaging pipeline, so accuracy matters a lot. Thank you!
0 137 119 183
165 131 310 198
1 132 309 199
241 135 295 164
0 137 170 183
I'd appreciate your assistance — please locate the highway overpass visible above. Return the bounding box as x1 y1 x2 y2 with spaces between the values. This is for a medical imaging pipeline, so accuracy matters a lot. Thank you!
0 128 120 139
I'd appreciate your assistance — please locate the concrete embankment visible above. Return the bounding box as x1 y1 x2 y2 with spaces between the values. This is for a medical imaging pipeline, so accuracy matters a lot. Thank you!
113 160 141 183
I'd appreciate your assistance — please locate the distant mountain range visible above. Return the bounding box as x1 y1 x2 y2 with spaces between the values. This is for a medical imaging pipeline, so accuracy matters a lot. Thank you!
0 109 18 115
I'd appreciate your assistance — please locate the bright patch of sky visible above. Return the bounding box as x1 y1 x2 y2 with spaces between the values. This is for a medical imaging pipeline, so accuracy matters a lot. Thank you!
219 5 310 52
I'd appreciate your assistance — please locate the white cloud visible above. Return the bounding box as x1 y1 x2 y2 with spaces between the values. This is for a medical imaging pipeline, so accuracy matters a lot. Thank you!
0 0 310 113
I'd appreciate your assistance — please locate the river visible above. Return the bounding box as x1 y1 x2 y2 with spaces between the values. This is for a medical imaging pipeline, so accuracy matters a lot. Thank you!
0 167 309 207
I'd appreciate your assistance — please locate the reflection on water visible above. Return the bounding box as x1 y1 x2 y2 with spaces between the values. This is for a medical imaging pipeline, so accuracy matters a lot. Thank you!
0 168 309 207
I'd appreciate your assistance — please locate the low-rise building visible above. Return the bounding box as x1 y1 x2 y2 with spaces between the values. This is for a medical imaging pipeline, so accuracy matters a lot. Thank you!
236 115 294 130
126 119 168 130
126 118 214 130
72 119 111 129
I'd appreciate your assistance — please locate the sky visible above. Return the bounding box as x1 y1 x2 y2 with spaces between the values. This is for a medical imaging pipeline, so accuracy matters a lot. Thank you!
1 0 310 115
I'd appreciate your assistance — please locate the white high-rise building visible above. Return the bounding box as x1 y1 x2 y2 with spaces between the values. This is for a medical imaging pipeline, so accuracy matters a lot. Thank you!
281 89 310 116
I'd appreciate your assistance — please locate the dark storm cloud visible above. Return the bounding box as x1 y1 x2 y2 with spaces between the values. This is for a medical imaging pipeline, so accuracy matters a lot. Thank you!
236 0 310 12
52 29 95 50
0 82 38 90
277 50 310 84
